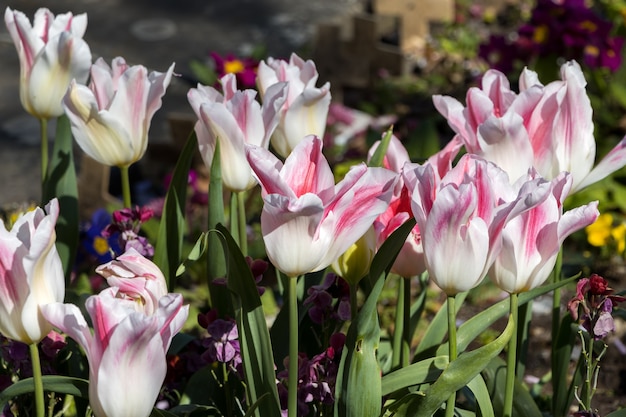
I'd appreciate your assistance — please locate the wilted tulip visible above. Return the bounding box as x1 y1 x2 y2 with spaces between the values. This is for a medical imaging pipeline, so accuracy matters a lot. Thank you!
0 199 64 344
256 53 331 158
63 57 174 168
4 7 92 119
95 248 168 315
42 288 189 417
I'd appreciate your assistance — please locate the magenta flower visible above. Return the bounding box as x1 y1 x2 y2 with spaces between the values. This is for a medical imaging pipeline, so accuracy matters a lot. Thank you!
246 135 397 277
210 52 258 88
42 288 189 417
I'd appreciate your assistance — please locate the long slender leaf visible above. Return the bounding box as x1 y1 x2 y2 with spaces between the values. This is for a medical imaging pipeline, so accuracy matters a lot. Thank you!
406 312 515 416
466 374 494 417
335 219 415 417
214 224 281 417
552 314 581 417
206 141 232 318
414 292 467 360
368 127 394 168
153 132 197 291
43 115 78 287
382 356 448 396
0 376 88 407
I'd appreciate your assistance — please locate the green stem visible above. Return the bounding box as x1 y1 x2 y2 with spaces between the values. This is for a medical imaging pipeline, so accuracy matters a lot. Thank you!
237 191 248 256
551 249 563 348
120 165 132 208
402 277 411 368
230 192 239 247
349 283 358 321
40 118 48 187
445 295 457 417
223 362 233 417
392 277 405 370
288 276 299 417
503 293 519 417
29 343 44 417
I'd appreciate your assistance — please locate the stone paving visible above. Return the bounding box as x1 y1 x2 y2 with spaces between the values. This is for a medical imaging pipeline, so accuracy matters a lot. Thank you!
0 0 362 206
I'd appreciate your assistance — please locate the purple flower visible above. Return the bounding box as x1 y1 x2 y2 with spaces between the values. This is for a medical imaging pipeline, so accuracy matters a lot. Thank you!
568 274 626 340
202 317 242 374
103 206 155 258
210 52 258 89
304 274 351 325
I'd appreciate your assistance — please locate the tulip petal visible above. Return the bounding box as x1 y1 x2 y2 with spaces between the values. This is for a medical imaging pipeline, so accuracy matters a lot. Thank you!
576 136 626 192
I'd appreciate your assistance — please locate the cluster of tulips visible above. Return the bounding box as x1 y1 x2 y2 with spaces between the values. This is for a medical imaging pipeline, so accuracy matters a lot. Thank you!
1 5 626 417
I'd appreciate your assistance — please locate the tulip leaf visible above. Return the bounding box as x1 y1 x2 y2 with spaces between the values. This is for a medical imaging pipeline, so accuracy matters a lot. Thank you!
213 224 281 417
551 313 582 417
466 373 494 417
153 131 196 291
43 115 79 287
368 126 393 168
481 356 543 417
206 140 232 318
335 218 415 417
381 356 448 396
403 311 514 416
0 376 89 408
606 410 626 417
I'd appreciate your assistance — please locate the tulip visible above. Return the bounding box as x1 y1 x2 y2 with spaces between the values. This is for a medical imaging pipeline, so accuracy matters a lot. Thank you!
0 198 64 345
4 7 92 119
371 135 462 278
188 74 286 191
256 53 331 158
403 155 550 296
41 288 189 417
246 135 397 277
331 226 377 287
95 248 168 315
490 171 599 293
435 61 626 194
63 57 175 168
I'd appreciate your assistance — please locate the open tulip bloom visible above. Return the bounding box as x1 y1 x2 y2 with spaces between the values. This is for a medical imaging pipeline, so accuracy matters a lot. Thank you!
256 53 331 158
188 73 286 192
246 135 397 278
42 288 189 417
433 61 626 193
4 7 92 119
0 199 64 345
63 57 175 169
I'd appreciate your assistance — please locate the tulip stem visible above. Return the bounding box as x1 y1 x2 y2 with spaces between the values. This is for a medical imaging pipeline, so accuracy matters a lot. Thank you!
392 277 410 369
29 343 45 417
288 276 299 417
445 295 457 417
503 292 519 417
40 118 48 187
350 283 358 320
237 191 247 256
120 165 132 208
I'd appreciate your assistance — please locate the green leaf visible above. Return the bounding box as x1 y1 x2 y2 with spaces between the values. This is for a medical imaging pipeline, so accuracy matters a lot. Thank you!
213 224 281 417
481 357 542 417
153 131 196 291
405 311 515 416
382 356 448 396
0 376 89 408
368 127 394 168
466 374 494 417
206 141 232 318
606 410 626 417
335 219 415 417
43 115 79 287
551 314 581 417
176 232 208 277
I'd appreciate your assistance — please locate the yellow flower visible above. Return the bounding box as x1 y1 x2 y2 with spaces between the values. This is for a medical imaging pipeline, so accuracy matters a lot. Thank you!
612 223 626 254
585 213 613 247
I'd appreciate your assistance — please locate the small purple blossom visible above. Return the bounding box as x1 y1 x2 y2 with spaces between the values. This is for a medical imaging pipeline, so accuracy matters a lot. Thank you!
103 206 155 258
304 274 351 325
568 274 626 340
